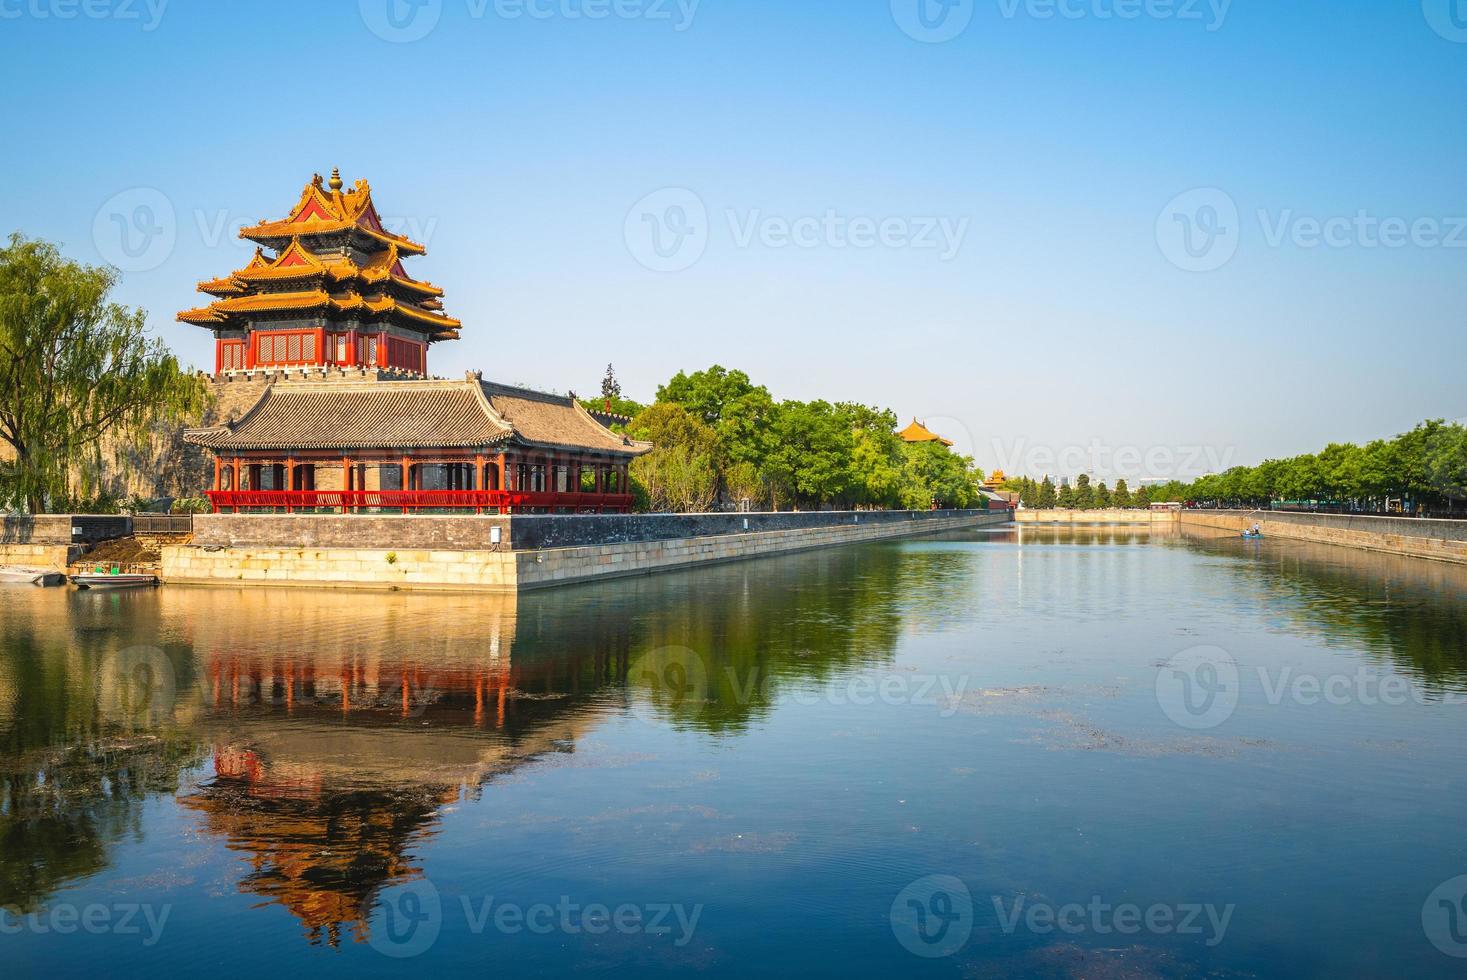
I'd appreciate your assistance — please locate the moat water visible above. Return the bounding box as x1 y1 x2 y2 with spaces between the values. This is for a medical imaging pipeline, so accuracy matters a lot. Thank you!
3 526 1467 978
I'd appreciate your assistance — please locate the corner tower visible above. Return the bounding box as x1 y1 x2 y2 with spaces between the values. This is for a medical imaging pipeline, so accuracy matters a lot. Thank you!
179 169 460 376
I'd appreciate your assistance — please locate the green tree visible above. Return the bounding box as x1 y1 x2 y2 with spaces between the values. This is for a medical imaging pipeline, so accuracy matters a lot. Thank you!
1094 481 1112 509
1073 473 1094 510
0 234 208 512
1057 483 1075 509
1112 478 1132 508
1038 476 1057 509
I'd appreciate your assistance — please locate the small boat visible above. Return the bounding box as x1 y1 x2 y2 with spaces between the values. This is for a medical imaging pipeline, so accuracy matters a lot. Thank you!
0 566 65 586
1240 531 1264 540
69 569 158 590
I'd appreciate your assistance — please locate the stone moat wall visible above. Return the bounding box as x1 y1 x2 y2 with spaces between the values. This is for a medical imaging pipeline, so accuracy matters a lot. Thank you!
190 508 993 551
1180 510 1467 564
164 510 1007 592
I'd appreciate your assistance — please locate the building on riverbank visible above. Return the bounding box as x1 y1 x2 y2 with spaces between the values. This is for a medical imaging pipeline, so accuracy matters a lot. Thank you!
178 171 650 514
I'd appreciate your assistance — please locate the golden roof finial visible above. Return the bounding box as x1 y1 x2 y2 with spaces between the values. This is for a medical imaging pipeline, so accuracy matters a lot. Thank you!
328 168 343 192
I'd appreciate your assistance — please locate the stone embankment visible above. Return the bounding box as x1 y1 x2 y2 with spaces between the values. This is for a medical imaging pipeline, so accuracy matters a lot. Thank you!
162 509 1009 592
1180 510 1467 565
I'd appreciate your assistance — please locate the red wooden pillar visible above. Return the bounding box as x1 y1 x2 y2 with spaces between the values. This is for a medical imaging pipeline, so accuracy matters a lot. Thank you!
213 457 222 492
475 454 485 514
342 457 352 513
401 456 411 513
285 459 296 512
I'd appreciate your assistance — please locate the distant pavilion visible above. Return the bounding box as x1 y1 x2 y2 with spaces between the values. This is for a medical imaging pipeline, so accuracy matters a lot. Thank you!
898 419 955 447
182 170 649 514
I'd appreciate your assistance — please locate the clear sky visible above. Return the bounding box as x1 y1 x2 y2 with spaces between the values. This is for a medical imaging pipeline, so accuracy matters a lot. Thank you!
3 0 1465 481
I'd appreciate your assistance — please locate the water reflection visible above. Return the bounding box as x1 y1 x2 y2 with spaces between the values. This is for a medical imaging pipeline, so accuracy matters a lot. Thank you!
0 546 965 943
1180 525 1467 691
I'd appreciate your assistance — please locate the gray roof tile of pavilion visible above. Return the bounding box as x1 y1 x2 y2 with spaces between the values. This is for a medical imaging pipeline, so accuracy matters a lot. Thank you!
480 381 651 456
184 374 652 456
184 378 513 451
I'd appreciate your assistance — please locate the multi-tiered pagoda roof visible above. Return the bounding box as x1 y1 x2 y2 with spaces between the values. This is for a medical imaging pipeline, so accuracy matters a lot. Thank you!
179 170 460 374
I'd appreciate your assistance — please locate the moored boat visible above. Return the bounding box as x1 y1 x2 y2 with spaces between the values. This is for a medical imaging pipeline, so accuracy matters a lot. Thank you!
0 566 66 586
69 570 159 590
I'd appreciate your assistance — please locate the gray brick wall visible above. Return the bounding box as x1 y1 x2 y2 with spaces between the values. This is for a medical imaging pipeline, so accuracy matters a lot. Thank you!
190 510 993 550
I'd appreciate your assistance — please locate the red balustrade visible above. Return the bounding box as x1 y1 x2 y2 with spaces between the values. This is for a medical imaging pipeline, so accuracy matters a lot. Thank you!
205 490 634 515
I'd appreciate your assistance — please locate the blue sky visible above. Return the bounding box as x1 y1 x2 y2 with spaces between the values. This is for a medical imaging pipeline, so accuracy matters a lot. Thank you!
3 0 1465 480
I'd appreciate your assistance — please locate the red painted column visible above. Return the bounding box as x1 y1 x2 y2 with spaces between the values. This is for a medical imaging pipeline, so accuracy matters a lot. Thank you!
401 456 411 513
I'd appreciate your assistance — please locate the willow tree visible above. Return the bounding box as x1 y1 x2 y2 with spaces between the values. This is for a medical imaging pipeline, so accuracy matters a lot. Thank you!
0 234 207 513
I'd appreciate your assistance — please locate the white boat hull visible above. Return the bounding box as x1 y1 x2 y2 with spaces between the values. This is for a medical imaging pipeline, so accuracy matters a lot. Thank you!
69 574 158 590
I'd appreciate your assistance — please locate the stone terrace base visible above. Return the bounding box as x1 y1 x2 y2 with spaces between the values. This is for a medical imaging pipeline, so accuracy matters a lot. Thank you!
164 510 1007 592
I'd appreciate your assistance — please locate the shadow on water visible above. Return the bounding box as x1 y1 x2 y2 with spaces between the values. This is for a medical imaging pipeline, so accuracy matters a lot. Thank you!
1179 525 1467 692
0 544 981 944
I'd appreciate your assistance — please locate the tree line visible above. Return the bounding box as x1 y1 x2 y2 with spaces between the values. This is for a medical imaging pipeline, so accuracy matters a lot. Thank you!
604 366 987 512
999 419 1467 516
1003 474 1156 510
1148 420 1467 514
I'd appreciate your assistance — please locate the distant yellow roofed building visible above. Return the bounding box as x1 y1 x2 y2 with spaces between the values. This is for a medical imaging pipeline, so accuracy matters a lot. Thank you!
898 419 954 447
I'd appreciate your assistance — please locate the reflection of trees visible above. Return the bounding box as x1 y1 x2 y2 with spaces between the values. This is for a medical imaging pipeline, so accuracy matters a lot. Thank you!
0 542 988 937
1182 528 1467 690
517 543 980 732
0 593 204 912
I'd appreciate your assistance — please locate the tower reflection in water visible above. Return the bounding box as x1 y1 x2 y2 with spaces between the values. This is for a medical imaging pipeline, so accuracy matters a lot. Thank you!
0 546 942 946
